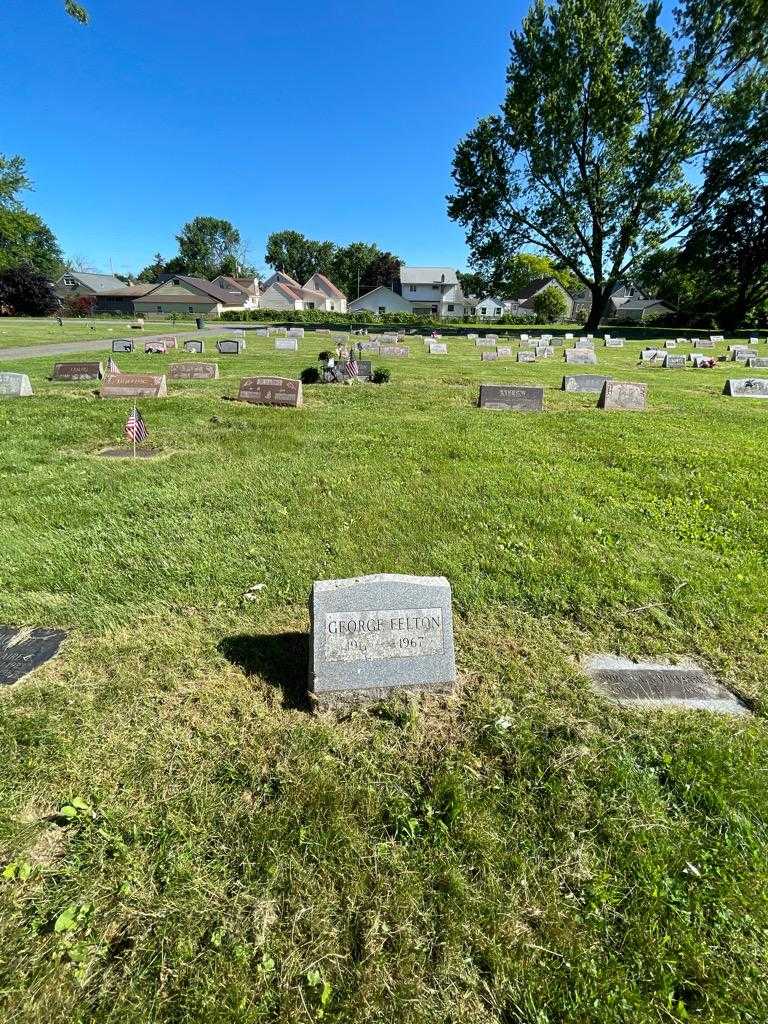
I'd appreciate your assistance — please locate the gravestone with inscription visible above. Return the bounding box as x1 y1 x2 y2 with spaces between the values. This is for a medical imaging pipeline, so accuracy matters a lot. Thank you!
357 341 381 353
723 378 768 399
429 342 448 354
145 340 169 354
565 349 598 365
731 348 758 362
693 338 715 348
184 339 205 354
217 339 244 355
475 338 496 347
346 359 372 380
238 376 303 407
481 351 499 361
535 345 555 359
100 372 167 399
664 339 678 348
168 362 219 380
640 349 666 363
562 374 612 393
517 351 536 363
479 384 544 412
496 346 513 357
379 345 409 357
598 381 647 411
604 338 624 347
309 574 456 698
276 337 299 351
664 354 686 369
0 372 33 398
0 625 68 686
575 338 595 349
52 361 103 381
112 338 134 353
746 356 768 369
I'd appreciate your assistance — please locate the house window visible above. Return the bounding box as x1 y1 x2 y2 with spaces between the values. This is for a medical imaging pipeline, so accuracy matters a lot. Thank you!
156 305 162 313
495 307 502 315
307 302 315 310
62 276 75 286
409 285 417 292
431 305 438 314
378 306 386 314
330 303 334 310
188 306 193 313
447 304 454 312
480 307 487 315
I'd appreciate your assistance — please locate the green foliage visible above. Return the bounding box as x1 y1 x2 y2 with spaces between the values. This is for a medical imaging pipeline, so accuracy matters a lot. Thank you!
265 230 336 284
264 230 402 298
0 207 64 278
448 0 768 330
175 216 243 280
532 284 569 323
300 366 321 384
137 252 166 283
64 0 89 23
0 266 58 315
371 367 391 383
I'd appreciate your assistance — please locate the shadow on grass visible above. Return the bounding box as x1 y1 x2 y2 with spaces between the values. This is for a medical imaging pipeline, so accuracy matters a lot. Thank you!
219 633 311 712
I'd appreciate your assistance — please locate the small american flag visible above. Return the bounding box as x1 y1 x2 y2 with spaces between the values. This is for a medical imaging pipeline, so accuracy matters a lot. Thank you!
346 357 359 377
107 356 120 373
124 406 148 444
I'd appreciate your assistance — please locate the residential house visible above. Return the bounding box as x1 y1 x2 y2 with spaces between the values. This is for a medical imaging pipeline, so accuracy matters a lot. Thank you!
211 275 261 302
259 271 347 312
475 296 506 321
133 276 257 316
348 285 414 316
512 277 574 318
93 283 157 314
398 266 473 318
608 297 675 321
53 271 132 301
304 272 347 312
572 282 659 319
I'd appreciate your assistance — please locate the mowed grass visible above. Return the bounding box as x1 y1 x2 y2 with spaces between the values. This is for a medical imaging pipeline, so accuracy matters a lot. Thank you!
0 333 767 1023
0 318 199 350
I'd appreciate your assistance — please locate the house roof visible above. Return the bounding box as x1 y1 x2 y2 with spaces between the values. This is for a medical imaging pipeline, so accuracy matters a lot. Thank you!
516 277 566 301
616 298 673 310
59 272 130 293
97 284 156 298
142 275 248 305
264 281 304 302
400 266 459 286
305 272 346 300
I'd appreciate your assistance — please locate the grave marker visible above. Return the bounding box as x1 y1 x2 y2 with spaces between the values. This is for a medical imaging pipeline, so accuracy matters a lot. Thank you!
100 372 167 399
168 362 219 380
309 574 456 698
723 378 768 399
217 339 244 355
276 338 299 351
664 354 686 369
0 372 33 398
429 342 448 354
604 338 624 347
238 376 303 407
112 338 134 353
562 374 612 394
379 345 409 357
479 385 544 412
0 626 68 686
52 361 103 381
184 339 205 354
598 381 647 411
565 349 598 365
517 351 536 363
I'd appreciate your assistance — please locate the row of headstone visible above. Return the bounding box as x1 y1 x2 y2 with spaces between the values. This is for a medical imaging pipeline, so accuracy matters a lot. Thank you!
111 338 237 355
478 380 647 411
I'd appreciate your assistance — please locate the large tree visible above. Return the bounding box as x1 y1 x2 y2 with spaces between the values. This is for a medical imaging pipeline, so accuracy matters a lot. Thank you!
448 0 767 331
0 153 64 278
265 231 336 284
174 216 244 279
0 266 58 315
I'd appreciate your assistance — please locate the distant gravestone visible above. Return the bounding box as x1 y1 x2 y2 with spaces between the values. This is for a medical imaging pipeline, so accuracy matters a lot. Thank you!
664 339 678 348
288 327 305 337
710 335 724 343
481 352 499 361
429 342 448 354
694 338 715 348
217 339 244 355
598 381 647 411
309 574 456 698
347 359 372 380
517 351 536 363
0 372 33 398
479 384 544 412
145 340 169 354
52 361 103 381
604 338 624 347
112 338 134 353
535 345 554 358
168 362 219 380
100 373 167 399
723 378 768 399
565 349 598 365
184 339 205 354
496 346 513 358
640 349 665 363
562 374 612 394
664 354 686 369
690 353 715 367
379 345 409 357
238 376 303 407
745 356 768 368
475 338 496 347
358 341 381 353
276 338 299 351
731 348 758 361
576 338 594 349
0 626 68 686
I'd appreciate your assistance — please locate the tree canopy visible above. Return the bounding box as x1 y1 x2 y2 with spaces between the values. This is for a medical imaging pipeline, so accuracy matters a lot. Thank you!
448 0 768 330
136 218 253 282
0 153 64 278
264 230 402 299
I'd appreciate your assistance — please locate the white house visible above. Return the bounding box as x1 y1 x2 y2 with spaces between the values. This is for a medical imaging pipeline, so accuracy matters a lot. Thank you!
260 271 347 312
304 272 347 312
348 285 413 316
475 296 506 320
398 266 473 318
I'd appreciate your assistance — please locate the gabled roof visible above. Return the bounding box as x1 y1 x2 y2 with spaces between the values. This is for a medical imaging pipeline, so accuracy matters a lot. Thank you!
142 275 247 305
98 284 156 298
400 266 459 286
615 297 673 310
58 272 129 293
263 280 303 302
516 277 566 301
349 285 412 307
305 272 346 300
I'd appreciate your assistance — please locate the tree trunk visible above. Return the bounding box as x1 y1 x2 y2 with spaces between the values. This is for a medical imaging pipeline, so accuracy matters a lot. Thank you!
584 285 610 333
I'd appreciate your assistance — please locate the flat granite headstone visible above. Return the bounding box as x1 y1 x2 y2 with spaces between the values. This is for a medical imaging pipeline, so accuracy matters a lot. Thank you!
575 338 595 349
746 356 768 368
217 339 244 355
379 345 410 357
168 362 219 380
276 338 299 351
517 351 536 363
731 349 758 362
112 338 134 353
100 372 167 399
309 574 456 698
238 376 303 407
640 349 666 363
144 340 168 354
479 385 544 412
583 655 748 715
346 359 372 379
694 339 715 348
52 361 103 381
664 355 686 369
0 372 33 398
562 374 612 394
604 338 624 347
184 339 205 354
664 339 678 348
565 349 598 365
723 378 768 399
0 625 68 685
481 352 499 361
429 342 448 354
598 381 647 411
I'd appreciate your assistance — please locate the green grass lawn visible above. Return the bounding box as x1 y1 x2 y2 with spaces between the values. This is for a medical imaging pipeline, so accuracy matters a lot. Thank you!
0 318 199 349
1 332 767 1023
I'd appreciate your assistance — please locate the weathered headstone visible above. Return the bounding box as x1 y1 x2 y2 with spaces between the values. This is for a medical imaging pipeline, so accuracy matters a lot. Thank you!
0 626 68 686
309 574 456 698
288 327 305 337
723 378 768 399
217 339 244 354
100 373 167 399
745 356 768 368
604 338 624 347
52 361 103 381
358 341 381 353
693 338 715 348
475 338 496 347
575 338 595 349
238 376 303 407
346 359 372 379
184 339 205 354
429 342 448 354
640 349 666 363
379 345 409 357
664 339 678 348
535 345 554 358
0 372 33 398
276 338 299 351
496 346 513 358
664 354 686 369
565 349 598 365
481 351 499 361
144 340 168 354
562 374 612 394
112 338 134 353
168 362 219 380
598 381 647 411
517 351 536 363
479 385 544 412
731 348 758 361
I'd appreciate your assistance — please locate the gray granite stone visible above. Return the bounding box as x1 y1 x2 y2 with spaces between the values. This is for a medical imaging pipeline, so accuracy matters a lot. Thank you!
168 362 219 380
562 374 612 393
723 378 768 398
565 349 598 365
746 356 768 368
535 345 555 358
0 372 33 398
429 342 448 354
604 338 624 347
640 349 665 363
112 338 134 353
479 385 544 412
309 574 456 697
517 351 536 363
275 338 299 351
218 339 245 354
598 380 647 411
184 339 205 354
663 355 686 369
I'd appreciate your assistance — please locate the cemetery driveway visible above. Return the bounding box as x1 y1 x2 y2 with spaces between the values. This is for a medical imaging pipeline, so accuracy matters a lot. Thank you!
0 329 229 362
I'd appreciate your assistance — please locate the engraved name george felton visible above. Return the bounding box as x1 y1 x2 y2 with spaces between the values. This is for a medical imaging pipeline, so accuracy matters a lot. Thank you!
324 608 445 662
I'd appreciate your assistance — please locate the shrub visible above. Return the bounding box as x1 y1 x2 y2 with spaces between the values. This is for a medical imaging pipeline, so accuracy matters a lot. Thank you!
317 351 332 362
0 265 59 316
372 368 391 384
300 366 321 385
532 286 569 323
63 294 96 318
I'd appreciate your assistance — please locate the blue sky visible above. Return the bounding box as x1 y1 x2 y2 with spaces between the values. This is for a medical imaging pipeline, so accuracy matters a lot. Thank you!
3 0 526 277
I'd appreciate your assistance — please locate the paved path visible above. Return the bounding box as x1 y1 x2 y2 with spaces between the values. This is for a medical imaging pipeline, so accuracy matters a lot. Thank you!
0 329 228 362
